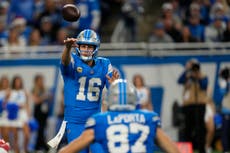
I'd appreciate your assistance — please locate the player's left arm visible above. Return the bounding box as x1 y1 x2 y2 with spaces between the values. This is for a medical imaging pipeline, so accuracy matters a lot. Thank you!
58 129 95 153
155 128 180 153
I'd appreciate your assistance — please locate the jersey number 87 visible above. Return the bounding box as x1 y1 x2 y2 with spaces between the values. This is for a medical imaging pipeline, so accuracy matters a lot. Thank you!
106 123 150 153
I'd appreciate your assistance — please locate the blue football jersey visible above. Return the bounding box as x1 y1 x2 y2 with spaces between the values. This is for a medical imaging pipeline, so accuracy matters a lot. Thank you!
60 54 113 124
85 110 161 153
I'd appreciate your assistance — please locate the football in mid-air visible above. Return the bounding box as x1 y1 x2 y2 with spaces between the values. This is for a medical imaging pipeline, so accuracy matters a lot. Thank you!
62 4 80 22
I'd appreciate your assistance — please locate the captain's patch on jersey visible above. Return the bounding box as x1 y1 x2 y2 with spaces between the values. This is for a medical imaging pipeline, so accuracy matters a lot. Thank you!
76 67 83 73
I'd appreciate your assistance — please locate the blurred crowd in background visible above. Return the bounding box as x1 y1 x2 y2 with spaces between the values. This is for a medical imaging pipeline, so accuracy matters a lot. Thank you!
0 0 230 153
0 0 230 50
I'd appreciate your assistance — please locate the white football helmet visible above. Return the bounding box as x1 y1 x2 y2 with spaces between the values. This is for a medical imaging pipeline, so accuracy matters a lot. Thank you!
75 29 100 61
106 79 137 111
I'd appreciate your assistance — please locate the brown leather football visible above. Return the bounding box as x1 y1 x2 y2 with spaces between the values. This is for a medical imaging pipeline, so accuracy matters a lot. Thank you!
62 4 80 22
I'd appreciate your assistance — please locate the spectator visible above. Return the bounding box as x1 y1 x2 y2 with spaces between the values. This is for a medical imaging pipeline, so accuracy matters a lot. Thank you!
0 1 9 46
39 16 56 45
31 74 53 152
7 0 35 25
205 16 226 42
111 0 144 42
0 17 8 47
218 67 230 153
75 0 101 34
0 75 10 143
187 15 205 42
28 28 42 46
2 17 30 53
163 18 182 42
148 22 173 43
180 26 199 42
4 26 26 54
6 75 31 153
132 74 153 111
33 0 45 23
0 1 9 22
178 0 193 19
99 0 112 26
210 2 229 23
161 2 182 30
53 28 68 45
223 20 230 41
185 2 210 26
11 17 32 44
177 58 209 153
211 0 230 13
36 0 62 30
172 0 183 17
198 0 211 25
184 2 201 24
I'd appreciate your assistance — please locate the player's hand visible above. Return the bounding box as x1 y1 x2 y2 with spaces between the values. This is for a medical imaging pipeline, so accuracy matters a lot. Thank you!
106 69 120 84
64 38 78 49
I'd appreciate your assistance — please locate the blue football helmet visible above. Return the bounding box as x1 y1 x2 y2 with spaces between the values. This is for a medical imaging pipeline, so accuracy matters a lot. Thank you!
106 79 137 111
75 29 100 61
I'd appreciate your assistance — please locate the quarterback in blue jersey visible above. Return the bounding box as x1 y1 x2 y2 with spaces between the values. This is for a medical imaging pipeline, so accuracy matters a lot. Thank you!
58 79 180 153
60 29 119 153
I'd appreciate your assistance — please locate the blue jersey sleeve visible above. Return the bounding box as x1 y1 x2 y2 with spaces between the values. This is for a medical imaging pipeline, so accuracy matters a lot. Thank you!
84 113 106 140
146 111 161 142
151 112 161 128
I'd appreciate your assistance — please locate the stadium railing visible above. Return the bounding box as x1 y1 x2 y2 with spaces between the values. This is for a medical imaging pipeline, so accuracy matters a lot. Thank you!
0 42 230 59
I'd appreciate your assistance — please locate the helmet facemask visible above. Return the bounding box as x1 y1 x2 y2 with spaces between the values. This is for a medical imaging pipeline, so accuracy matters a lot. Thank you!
76 45 98 61
75 29 100 61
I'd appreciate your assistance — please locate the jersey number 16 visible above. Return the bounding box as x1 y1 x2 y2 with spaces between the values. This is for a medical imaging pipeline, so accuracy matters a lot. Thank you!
76 77 102 101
